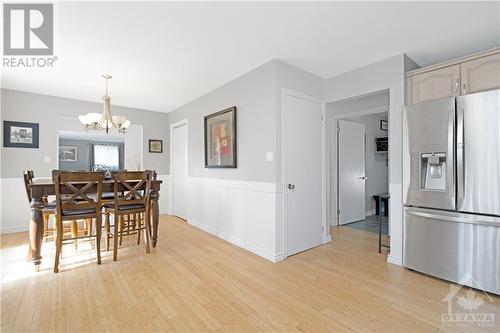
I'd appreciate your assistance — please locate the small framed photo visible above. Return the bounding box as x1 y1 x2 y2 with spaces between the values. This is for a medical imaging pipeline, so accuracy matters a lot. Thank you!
380 120 388 131
204 106 237 168
149 139 163 153
59 146 78 161
3 121 39 148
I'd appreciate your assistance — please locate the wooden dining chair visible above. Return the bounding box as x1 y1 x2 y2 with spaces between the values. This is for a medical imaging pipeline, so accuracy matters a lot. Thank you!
52 171 104 273
23 170 55 241
103 171 152 261
23 170 92 243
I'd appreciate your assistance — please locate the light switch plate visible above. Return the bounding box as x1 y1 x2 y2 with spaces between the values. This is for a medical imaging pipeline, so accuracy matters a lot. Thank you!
266 152 273 162
44 155 51 163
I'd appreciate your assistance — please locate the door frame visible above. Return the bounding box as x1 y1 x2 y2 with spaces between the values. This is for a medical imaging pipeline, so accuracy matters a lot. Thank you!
169 119 189 218
281 88 329 259
331 105 389 226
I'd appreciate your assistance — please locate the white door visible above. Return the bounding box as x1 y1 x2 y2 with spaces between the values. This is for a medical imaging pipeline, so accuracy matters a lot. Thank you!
338 120 366 225
172 123 188 220
285 93 323 256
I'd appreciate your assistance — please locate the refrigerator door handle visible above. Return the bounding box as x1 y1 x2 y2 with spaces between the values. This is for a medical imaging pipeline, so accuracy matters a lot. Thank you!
405 207 500 227
456 101 465 208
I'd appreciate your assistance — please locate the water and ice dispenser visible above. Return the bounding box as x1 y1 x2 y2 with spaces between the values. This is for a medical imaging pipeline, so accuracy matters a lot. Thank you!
420 153 446 191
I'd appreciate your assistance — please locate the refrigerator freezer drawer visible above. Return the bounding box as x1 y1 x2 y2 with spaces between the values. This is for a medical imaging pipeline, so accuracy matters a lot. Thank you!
404 207 500 295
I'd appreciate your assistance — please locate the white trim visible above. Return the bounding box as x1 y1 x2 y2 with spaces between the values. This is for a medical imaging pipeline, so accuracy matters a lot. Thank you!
387 254 403 266
169 119 189 217
189 218 283 263
281 89 328 259
187 177 280 193
365 209 376 217
325 88 390 104
0 225 29 234
332 105 389 119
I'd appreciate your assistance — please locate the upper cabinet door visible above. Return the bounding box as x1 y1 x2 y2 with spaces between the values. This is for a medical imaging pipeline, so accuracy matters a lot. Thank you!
408 65 460 104
460 53 500 95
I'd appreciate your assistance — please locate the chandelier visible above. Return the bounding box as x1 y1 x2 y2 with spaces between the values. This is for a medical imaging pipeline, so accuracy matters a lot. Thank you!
78 74 131 133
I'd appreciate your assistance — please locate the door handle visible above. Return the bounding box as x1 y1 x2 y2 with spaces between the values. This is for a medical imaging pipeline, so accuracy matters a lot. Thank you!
287 184 295 190
359 176 368 180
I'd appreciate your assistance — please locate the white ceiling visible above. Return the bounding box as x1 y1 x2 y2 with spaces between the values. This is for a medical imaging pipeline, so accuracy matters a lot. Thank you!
2 1 499 113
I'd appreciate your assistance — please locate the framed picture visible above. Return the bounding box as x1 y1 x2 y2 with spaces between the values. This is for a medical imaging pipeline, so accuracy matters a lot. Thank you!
59 146 78 161
3 121 39 148
149 139 163 153
204 106 236 168
380 120 388 131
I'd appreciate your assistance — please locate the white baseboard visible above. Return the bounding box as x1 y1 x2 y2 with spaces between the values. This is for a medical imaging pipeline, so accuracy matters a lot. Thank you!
387 254 403 266
0 225 29 234
365 209 376 217
325 234 332 243
189 218 282 263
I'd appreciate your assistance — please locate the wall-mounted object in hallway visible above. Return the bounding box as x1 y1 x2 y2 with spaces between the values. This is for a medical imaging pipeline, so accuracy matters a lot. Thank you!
380 119 388 131
375 137 388 153
204 106 237 168
58 146 78 161
149 139 163 153
3 121 39 148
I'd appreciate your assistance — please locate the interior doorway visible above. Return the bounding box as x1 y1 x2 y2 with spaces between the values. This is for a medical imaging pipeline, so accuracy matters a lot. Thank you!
170 120 188 220
327 90 390 250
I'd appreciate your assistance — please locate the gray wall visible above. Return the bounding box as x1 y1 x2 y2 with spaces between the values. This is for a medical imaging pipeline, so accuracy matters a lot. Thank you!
165 59 325 183
166 60 277 182
1 89 169 178
58 139 124 171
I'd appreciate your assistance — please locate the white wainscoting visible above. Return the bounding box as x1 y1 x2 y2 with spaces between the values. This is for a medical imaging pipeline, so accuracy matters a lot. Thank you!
0 178 31 234
186 177 281 262
0 174 171 235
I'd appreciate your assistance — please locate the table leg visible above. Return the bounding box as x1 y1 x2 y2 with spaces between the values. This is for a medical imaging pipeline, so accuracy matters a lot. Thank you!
150 188 159 248
378 197 382 253
27 194 45 271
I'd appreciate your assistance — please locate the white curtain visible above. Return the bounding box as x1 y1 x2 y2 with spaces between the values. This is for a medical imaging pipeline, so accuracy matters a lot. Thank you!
93 144 120 170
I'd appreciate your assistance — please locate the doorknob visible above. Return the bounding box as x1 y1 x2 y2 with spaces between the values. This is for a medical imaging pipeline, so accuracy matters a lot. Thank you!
287 184 295 190
359 176 368 180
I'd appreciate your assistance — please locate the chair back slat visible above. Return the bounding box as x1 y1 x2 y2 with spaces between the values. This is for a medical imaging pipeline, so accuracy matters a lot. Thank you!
52 171 103 217
111 171 152 209
23 170 35 204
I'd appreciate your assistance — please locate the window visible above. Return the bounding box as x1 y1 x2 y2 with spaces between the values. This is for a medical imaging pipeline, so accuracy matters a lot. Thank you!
93 144 120 170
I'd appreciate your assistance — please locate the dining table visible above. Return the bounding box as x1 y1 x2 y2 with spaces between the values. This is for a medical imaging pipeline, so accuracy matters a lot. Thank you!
27 178 162 271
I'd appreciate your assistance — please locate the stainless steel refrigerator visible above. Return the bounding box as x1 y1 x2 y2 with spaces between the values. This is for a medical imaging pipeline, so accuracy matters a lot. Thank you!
403 89 500 295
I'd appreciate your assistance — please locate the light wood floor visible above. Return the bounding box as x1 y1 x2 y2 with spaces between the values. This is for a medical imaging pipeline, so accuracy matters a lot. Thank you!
1 215 499 332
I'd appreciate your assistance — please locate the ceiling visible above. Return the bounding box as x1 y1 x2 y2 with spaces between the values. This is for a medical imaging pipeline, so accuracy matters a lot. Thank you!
2 1 499 113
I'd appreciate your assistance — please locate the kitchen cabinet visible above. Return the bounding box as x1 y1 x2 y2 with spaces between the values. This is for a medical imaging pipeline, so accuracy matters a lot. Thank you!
408 65 460 104
460 53 500 95
407 48 500 104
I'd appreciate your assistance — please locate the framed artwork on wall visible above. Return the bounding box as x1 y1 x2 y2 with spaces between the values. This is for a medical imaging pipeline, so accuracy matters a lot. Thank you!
3 121 39 148
149 139 163 153
204 106 236 168
59 146 78 161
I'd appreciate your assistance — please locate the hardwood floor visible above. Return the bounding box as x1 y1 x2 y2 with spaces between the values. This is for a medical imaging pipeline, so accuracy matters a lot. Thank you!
1 215 499 332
